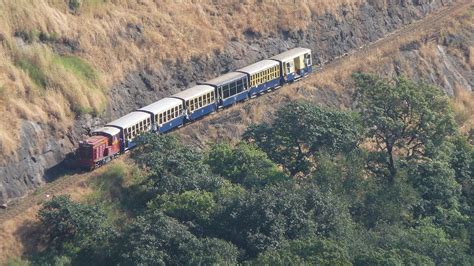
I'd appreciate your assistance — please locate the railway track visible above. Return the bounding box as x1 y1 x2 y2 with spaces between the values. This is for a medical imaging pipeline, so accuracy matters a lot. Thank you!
0 172 90 224
316 0 472 74
0 0 471 225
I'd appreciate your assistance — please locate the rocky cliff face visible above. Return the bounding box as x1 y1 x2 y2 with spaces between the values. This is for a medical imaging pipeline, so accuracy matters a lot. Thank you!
0 0 460 203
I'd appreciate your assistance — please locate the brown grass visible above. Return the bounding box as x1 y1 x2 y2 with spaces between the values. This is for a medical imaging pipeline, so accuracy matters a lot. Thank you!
0 0 366 159
469 47 474 67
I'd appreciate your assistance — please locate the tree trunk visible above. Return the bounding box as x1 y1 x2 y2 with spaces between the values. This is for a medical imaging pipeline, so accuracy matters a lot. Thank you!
386 142 397 183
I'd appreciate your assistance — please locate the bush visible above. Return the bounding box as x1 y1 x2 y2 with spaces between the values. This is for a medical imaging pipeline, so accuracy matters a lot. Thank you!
69 0 82 12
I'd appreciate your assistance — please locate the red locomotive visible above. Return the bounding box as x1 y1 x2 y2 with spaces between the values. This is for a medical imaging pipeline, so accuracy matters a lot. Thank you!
77 127 121 170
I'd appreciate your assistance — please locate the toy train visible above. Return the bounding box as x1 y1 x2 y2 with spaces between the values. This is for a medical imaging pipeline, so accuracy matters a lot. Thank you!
77 48 313 170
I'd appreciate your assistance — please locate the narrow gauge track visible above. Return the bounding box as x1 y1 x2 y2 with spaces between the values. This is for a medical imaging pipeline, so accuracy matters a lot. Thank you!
0 0 471 225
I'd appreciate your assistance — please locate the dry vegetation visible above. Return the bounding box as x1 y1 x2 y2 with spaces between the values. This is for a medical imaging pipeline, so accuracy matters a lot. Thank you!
178 3 474 145
0 158 137 263
0 2 472 263
0 0 365 160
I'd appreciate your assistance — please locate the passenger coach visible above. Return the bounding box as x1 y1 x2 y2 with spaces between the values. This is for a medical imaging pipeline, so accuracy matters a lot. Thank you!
199 72 249 107
237 59 281 97
106 111 151 151
76 47 314 170
138 97 185 133
271 47 312 82
172 85 217 121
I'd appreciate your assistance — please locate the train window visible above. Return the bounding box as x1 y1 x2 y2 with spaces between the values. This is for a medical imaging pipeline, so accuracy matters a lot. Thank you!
236 80 241 93
305 53 311 66
228 82 234 96
222 84 230 99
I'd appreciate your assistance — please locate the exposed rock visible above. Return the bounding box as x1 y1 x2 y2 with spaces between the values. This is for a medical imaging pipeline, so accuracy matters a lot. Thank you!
0 0 465 204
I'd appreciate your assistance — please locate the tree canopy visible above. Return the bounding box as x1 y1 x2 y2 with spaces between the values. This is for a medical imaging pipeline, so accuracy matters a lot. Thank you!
29 74 473 265
353 73 457 181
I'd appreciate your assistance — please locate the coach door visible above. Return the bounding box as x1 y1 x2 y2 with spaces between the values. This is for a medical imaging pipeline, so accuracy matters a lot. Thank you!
294 55 304 74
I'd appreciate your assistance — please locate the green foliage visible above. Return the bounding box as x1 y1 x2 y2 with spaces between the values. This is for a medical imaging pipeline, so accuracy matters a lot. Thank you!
450 136 474 206
34 195 116 264
211 182 354 257
54 55 98 82
207 143 287 188
16 58 47 88
244 102 361 176
160 190 217 222
354 248 434 266
353 73 457 181
30 74 474 265
312 149 367 197
38 195 107 251
251 238 351 265
69 0 82 12
119 210 238 265
133 133 224 195
358 177 419 227
366 221 472 265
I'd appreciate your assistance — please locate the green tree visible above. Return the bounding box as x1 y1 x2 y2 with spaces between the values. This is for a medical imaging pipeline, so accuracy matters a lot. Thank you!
251 238 351 265
365 221 472 265
211 182 354 257
133 134 223 195
189 237 240 265
207 142 286 188
353 73 456 182
354 248 434 266
244 102 361 176
160 189 217 223
120 210 238 265
36 195 114 264
450 136 474 207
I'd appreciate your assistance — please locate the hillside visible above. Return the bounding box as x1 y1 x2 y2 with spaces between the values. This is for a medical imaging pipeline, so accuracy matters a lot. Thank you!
0 0 472 262
0 0 468 204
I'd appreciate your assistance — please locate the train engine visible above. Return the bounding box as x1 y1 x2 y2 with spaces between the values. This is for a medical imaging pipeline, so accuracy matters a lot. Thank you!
77 127 121 170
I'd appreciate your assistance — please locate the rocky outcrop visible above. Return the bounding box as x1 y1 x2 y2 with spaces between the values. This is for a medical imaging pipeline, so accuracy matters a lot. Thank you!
0 0 461 203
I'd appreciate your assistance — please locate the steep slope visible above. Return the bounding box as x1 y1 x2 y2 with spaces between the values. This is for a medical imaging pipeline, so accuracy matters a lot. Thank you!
176 1 473 147
0 1 472 262
0 0 463 203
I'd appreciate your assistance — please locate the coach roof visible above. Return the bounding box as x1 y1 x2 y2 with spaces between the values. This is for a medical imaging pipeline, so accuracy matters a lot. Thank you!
200 72 247 87
107 111 150 129
237 60 279 75
270 47 311 62
172 85 214 101
92 126 120 137
138 98 182 115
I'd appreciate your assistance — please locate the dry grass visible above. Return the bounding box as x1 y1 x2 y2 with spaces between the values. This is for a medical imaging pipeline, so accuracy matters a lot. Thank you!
178 3 474 145
452 88 474 132
0 156 143 263
0 0 366 159
469 46 474 67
